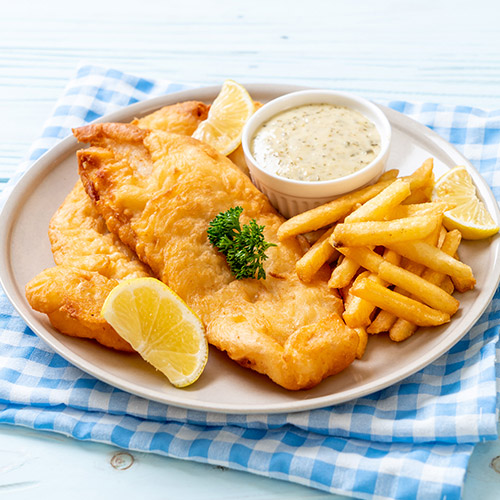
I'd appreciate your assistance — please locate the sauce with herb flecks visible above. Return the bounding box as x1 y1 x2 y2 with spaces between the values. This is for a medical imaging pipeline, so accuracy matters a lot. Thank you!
251 103 381 182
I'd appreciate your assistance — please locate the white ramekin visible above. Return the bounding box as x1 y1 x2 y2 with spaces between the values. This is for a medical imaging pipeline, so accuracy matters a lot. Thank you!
242 90 392 218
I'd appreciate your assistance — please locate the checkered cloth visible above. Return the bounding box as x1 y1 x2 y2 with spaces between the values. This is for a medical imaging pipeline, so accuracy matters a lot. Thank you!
1 64 499 500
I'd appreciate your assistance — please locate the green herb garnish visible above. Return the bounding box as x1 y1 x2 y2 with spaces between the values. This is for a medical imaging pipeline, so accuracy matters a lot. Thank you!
207 206 276 280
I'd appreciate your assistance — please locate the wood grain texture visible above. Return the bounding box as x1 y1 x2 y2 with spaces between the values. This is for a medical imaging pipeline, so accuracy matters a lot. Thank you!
0 0 499 497
2 0 500 185
0 424 337 499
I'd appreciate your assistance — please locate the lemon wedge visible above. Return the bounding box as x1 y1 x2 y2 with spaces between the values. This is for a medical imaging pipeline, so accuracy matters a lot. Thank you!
192 79 254 155
102 278 208 387
432 165 499 240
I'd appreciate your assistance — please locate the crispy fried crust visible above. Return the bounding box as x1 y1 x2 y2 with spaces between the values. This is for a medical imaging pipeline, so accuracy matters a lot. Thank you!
49 181 151 279
25 182 152 351
25 266 134 351
132 100 209 135
26 102 210 351
76 123 358 389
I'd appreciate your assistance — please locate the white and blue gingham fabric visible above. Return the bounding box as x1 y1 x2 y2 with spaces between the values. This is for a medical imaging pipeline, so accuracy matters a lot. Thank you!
1 64 500 500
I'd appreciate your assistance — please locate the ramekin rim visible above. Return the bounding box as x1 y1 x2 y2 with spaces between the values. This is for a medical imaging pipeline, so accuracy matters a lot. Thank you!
241 89 392 188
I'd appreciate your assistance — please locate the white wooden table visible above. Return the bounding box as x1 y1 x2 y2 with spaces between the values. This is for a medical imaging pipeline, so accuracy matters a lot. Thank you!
1 0 500 497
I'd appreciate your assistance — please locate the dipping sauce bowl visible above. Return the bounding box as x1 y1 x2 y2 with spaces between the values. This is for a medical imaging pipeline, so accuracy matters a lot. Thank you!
242 90 392 218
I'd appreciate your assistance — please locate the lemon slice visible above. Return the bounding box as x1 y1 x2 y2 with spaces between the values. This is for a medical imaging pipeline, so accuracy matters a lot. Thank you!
432 165 499 240
102 278 208 387
192 79 254 155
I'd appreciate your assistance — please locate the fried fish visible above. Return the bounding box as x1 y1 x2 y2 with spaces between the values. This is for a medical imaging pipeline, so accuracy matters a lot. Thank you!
132 100 209 135
26 101 210 351
75 122 358 390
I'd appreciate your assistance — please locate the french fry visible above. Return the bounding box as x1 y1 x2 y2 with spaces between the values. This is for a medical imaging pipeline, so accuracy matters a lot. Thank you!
404 158 434 192
339 252 398 333
336 246 384 272
341 279 354 306
343 249 400 328
420 229 462 285
355 327 368 359
385 235 435 343
389 318 418 342
379 169 400 181
282 157 474 345
385 229 461 341
382 248 402 268
367 257 425 334
332 215 441 247
344 178 411 223
344 295 374 329
400 257 426 276
328 256 360 289
343 272 381 328
451 252 475 293
367 231 433 337
350 278 450 327
278 161 431 241
387 240 475 285
401 186 433 205
338 246 459 314
424 217 444 247
437 225 448 249
296 226 338 283
385 202 449 220
440 276 455 295
377 260 459 315
277 177 397 240
367 309 397 334
384 288 416 340
421 229 462 294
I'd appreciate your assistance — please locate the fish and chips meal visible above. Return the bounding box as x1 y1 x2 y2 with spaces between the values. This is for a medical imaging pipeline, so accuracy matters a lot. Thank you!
25 81 499 390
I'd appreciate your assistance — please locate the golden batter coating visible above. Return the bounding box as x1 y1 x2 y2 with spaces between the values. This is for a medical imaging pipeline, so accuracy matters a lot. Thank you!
25 182 151 351
25 266 133 351
26 102 209 351
49 181 151 279
75 122 358 390
132 100 209 135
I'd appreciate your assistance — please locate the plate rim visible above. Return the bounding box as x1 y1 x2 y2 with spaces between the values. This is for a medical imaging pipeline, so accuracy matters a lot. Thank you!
1 84 499 414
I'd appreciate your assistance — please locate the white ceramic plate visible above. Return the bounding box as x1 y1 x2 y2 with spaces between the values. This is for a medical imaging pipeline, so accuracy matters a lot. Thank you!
1 84 499 414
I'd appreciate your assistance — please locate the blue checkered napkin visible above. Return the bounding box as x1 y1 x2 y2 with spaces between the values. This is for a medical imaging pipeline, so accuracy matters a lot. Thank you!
1 64 499 500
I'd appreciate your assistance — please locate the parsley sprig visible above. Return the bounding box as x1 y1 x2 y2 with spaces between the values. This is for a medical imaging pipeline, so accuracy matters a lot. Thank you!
207 206 276 280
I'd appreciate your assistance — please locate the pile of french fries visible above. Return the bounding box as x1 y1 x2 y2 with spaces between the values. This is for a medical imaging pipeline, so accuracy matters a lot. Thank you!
278 159 476 358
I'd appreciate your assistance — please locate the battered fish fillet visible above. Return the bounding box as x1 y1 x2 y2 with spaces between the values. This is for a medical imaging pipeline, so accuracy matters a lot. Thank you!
75 122 358 390
25 182 152 351
134 98 250 175
131 100 209 135
25 266 130 350
26 101 210 351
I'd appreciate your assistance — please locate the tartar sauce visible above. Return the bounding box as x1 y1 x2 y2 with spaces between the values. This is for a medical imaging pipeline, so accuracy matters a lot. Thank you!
251 103 381 182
